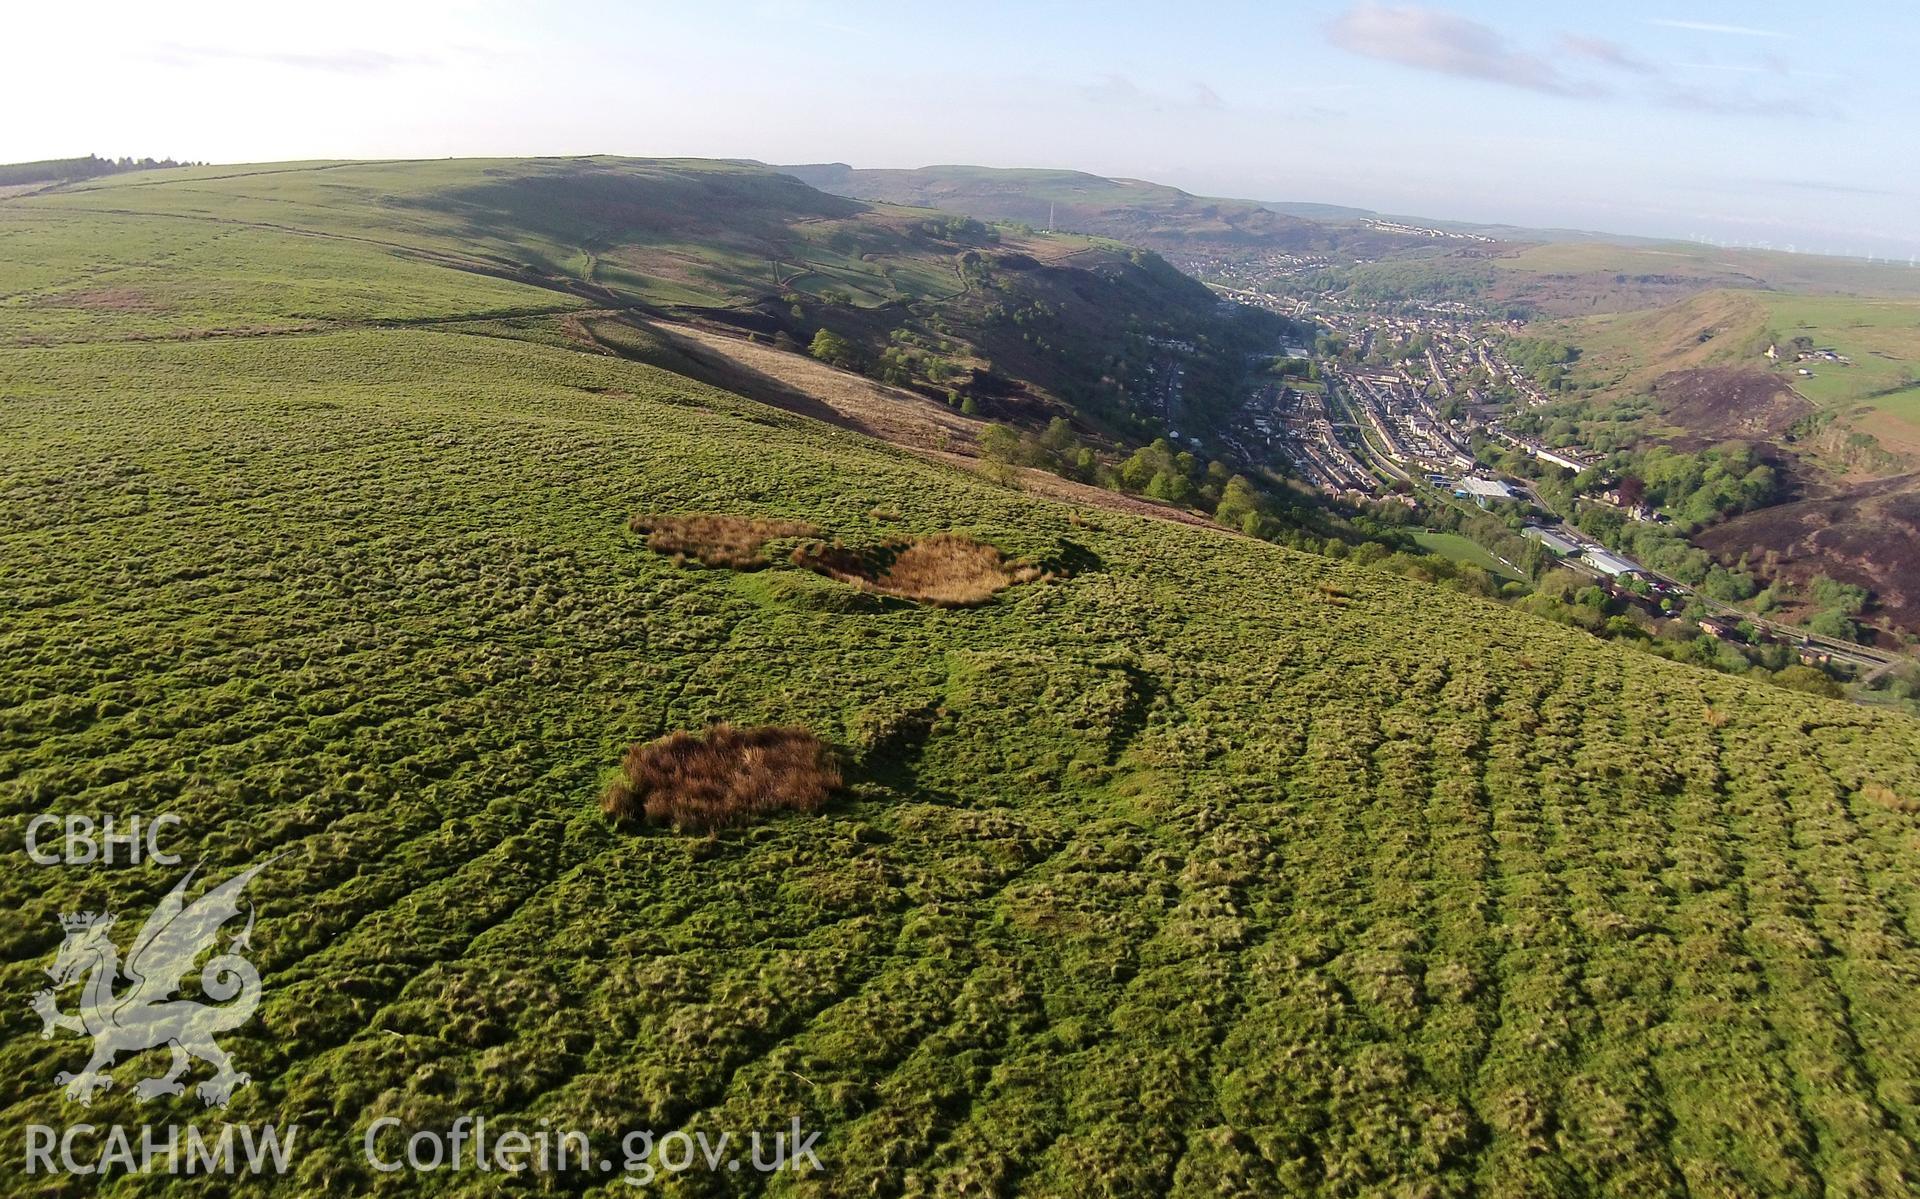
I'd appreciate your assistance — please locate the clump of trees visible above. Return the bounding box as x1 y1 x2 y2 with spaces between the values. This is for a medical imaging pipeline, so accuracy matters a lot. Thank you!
1301 261 1495 306
1505 337 1580 391
1610 443 1780 529
0 154 200 186
976 421 1453 573
916 215 998 245
1802 574 1870 641
1514 569 1850 692
809 328 863 372
977 423 1300 538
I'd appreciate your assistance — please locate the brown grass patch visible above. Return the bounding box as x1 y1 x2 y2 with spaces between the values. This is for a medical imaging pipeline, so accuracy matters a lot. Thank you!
629 513 820 570
792 533 1042 606
602 723 841 832
32 287 157 312
1863 783 1918 814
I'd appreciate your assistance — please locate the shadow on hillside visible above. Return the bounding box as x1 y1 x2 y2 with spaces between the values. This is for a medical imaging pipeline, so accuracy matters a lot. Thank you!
583 314 856 431
841 702 962 807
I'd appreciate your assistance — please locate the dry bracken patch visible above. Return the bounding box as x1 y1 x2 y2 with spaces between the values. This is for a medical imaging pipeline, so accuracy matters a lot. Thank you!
629 513 820 569
792 533 1043 606
602 723 842 832
1863 782 1917 813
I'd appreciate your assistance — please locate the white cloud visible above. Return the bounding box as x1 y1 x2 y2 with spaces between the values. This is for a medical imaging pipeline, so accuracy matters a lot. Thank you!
1648 19 1787 39
1326 4 1591 95
1078 73 1230 113
1323 6 1831 120
1560 35 1657 76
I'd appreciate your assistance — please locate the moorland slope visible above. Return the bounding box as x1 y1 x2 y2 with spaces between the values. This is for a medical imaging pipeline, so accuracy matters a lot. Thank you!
2 156 1280 440
3 159 1920 1197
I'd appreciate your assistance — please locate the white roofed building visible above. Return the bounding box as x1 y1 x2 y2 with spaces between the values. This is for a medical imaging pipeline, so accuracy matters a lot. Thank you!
1455 477 1517 502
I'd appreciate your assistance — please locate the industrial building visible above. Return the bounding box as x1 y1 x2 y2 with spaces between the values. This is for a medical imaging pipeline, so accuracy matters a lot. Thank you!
1522 525 1582 556
1582 548 1644 578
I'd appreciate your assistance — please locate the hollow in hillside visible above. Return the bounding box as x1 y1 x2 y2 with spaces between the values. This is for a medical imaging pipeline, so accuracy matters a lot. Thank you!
791 533 1043 607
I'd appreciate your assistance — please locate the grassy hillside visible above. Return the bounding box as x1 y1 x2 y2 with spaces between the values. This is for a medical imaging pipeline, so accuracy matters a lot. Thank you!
4 156 1278 440
1308 241 1920 321
1542 288 1920 452
1499 241 1920 303
5 161 1920 1197
1544 291 1779 395
1752 295 1920 453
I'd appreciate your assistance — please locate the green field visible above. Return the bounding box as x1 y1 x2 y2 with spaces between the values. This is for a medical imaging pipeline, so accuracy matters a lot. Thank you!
1753 294 1920 417
1866 383 1920 425
1411 531 1525 581
0 156 1273 446
5 160 1920 1196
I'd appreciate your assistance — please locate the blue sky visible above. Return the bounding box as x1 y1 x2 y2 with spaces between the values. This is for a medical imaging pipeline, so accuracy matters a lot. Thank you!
9 1 1916 255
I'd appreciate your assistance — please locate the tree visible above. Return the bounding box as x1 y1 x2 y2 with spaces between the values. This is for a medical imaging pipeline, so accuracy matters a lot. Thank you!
1039 417 1076 456
1214 475 1264 530
1807 609 1860 642
1810 574 1868 615
808 329 861 371
1120 440 1176 492
876 347 915 386
978 424 1023 465
1771 664 1843 698
1145 470 1194 505
1701 565 1757 602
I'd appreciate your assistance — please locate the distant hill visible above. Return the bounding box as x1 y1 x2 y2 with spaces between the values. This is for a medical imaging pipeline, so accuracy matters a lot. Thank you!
779 162 1444 258
1259 199 1378 222
783 163 1920 311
